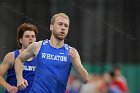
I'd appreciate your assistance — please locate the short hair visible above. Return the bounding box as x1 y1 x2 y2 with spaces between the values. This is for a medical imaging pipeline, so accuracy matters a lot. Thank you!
51 13 70 24
110 71 115 78
17 23 38 48
113 65 121 71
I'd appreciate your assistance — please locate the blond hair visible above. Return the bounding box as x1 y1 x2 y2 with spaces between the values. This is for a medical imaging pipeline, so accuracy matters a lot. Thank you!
51 13 70 24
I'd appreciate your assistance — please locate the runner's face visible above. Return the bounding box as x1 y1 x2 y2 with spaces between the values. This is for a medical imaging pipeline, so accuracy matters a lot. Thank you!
51 16 69 40
19 31 36 49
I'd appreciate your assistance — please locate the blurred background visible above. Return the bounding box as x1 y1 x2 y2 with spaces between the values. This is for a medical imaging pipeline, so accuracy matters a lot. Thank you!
0 0 140 93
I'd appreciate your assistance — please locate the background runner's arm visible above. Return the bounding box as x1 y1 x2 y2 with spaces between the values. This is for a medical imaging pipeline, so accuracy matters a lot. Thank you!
0 52 18 92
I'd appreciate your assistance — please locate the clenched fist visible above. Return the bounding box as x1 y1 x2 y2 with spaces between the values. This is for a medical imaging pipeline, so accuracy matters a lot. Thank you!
7 86 18 93
17 78 28 90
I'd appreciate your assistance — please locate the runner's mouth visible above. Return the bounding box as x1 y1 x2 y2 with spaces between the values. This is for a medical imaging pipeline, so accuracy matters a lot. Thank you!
60 32 65 35
29 42 33 44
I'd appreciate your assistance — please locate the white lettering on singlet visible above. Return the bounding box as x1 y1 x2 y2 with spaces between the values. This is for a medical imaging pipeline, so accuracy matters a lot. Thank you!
42 53 67 62
23 65 36 71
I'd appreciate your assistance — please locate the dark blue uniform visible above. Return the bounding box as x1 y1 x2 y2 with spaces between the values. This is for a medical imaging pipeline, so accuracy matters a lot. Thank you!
6 49 37 93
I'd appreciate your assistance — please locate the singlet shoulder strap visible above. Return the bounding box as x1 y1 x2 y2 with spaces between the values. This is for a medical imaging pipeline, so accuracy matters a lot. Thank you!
13 49 20 59
64 44 70 51
42 39 49 45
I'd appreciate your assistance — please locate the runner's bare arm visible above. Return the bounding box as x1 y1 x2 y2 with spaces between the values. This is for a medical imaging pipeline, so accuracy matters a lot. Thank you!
0 52 18 92
69 47 88 84
14 42 41 90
